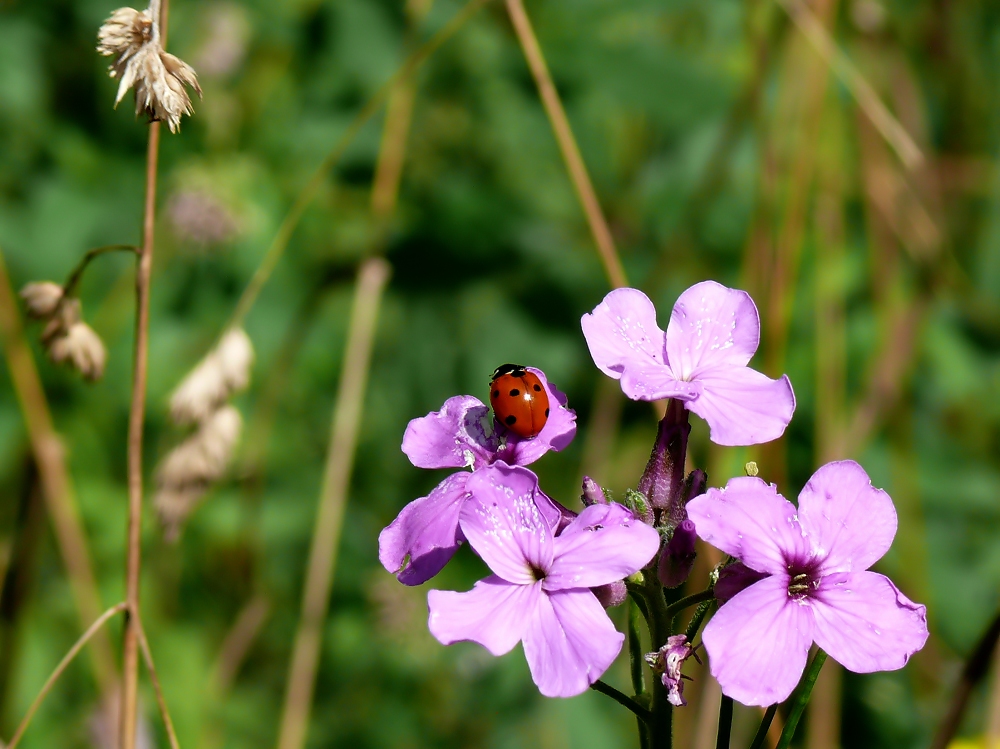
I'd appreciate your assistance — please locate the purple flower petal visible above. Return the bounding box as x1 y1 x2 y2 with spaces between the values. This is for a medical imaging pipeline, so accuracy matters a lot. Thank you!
685 368 795 446
664 281 760 380
428 575 540 655
497 368 577 465
581 287 666 379
703 575 815 706
687 477 811 576
797 461 897 574
811 571 928 673
378 472 469 585
461 465 554 584
402 395 495 469
522 588 624 697
546 503 660 590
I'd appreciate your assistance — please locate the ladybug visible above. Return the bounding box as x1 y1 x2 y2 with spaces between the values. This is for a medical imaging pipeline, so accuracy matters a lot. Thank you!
489 363 550 439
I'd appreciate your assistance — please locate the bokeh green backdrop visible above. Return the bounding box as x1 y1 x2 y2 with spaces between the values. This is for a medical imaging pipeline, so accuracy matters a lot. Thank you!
1 0 999 746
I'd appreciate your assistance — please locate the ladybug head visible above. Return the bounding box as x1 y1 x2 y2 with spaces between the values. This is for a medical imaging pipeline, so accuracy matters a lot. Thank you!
490 363 527 381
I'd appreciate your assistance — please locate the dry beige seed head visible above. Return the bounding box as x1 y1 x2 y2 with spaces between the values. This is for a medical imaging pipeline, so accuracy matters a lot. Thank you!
48 322 107 381
20 281 65 318
97 4 202 133
154 404 243 540
170 328 253 424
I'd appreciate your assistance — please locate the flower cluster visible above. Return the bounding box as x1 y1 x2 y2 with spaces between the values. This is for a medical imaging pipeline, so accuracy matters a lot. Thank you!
21 282 107 381
379 280 928 718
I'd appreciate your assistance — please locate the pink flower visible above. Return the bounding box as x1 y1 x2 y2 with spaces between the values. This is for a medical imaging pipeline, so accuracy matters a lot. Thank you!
427 464 660 697
379 369 576 585
581 282 795 446
686 460 929 706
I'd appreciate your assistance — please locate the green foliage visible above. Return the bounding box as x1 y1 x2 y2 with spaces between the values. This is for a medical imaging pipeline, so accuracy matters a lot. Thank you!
0 0 999 747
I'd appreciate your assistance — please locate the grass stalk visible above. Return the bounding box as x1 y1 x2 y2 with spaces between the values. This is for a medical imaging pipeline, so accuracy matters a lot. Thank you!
274 257 391 749
133 610 181 749
121 1 168 743
0 247 118 695
774 0 923 171
504 0 627 290
5 602 126 749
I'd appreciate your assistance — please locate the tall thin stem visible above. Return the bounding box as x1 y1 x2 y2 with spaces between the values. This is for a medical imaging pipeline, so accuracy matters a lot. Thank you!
715 695 733 749
0 247 118 696
275 258 391 749
6 602 126 749
120 0 167 741
504 0 628 290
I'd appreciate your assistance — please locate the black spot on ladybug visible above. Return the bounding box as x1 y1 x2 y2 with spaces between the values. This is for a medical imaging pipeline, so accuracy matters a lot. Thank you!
505 415 517 426
509 388 520 397
492 390 499 398
533 384 541 392
544 408 550 417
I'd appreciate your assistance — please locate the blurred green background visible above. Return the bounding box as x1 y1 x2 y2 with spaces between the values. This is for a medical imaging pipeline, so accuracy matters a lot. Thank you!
0 0 999 746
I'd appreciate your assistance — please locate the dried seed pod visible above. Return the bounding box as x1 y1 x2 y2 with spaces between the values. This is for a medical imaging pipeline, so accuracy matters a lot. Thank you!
97 5 202 133
47 322 108 381
154 405 243 540
20 282 64 318
169 328 254 425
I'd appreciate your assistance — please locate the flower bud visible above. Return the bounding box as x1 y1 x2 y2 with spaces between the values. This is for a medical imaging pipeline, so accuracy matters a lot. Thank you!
637 399 690 526
658 518 697 588
20 282 64 318
714 562 769 603
591 580 627 608
581 475 609 506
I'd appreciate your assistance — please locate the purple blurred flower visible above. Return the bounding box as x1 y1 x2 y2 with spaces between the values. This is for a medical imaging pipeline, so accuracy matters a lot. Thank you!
428 464 660 697
581 282 795 446
379 369 576 585
687 460 929 706
645 635 697 707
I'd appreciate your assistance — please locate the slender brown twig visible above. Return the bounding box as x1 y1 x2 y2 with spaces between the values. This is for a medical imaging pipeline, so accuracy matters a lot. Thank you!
121 2 167 746
0 246 118 695
132 610 182 749
504 0 627 290
5 602 126 749
275 257 391 749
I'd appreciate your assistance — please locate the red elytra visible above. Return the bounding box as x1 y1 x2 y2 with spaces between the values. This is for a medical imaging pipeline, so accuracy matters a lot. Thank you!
489 363 550 439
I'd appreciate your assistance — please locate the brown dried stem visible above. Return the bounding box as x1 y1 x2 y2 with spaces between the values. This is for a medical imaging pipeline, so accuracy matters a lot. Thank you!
0 247 118 695
275 257 391 749
504 0 627 290
5 602 127 749
121 3 168 746
132 609 182 749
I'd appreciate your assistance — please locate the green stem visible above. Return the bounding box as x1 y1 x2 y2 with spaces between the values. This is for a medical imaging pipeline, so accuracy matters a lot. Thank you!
774 649 828 749
627 599 651 749
590 680 652 724
62 245 138 298
684 599 715 642
664 588 715 625
716 695 733 749
748 705 777 749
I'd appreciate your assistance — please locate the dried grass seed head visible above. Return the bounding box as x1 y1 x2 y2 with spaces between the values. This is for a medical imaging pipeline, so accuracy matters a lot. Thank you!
170 328 254 425
48 322 108 381
20 281 65 318
155 404 243 540
97 4 202 133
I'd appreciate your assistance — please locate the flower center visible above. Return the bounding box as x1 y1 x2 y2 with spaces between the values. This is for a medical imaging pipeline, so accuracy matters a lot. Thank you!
530 566 546 582
785 561 821 601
